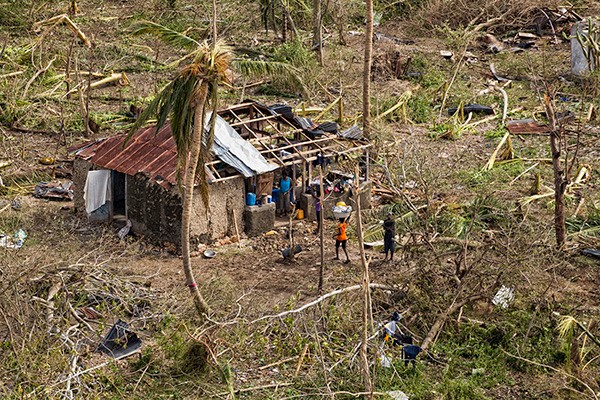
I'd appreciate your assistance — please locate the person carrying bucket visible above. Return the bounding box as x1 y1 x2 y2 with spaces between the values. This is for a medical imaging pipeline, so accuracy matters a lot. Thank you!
334 217 350 264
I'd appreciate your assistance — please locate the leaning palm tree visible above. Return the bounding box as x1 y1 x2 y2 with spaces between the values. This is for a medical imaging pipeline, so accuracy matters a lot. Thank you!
130 23 304 318
130 41 232 316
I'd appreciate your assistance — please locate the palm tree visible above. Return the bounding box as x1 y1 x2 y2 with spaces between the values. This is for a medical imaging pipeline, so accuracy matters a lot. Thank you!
130 23 304 318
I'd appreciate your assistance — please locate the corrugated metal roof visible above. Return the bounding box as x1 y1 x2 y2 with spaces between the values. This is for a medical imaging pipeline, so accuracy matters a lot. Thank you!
74 115 277 188
76 124 179 188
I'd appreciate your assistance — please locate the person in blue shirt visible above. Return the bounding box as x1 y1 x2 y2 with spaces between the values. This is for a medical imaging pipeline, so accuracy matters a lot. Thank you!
278 171 292 216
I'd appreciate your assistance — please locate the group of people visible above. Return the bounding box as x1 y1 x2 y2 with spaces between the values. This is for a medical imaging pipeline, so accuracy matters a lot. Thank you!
277 171 397 263
332 212 396 264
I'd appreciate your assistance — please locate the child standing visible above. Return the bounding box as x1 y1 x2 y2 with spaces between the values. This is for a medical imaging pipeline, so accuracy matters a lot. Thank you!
334 218 350 263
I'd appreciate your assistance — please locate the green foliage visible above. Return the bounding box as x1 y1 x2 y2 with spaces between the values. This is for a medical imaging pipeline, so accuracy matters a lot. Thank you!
484 125 509 139
271 39 316 69
408 94 433 124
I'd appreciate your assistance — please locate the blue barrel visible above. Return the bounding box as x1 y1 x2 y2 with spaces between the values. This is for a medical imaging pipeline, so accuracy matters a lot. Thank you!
246 192 256 206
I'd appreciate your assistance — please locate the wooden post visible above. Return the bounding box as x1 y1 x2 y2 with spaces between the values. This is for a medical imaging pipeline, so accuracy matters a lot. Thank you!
338 96 344 125
318 166 325 293
232 209 242 248
354 165 373 399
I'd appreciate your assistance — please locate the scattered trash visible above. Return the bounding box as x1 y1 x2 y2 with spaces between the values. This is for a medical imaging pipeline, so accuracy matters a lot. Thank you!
263 230 278 236
484 34 504 53
34 181 74 200
39 157 55 165
203 249 216 259
386 390 409 400
338 125 363 140
580 248 600 259
98 319 142 359
448 104 494 116
117 220 132 239
11 199 21 211
78 306 103 320
492 285 515 309
472 368 486 375
571 19 600 76
506 119 550 135
440 50 453 59
380 352 392 368
282 244 302 259
489 63 511 82
0 229 27 249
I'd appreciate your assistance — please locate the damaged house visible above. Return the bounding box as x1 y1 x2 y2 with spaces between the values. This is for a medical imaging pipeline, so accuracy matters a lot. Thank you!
71 101 372 246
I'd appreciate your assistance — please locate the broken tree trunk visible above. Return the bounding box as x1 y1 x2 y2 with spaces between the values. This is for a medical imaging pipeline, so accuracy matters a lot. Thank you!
543 94 567 249
354 166 373 400
318 166 325 293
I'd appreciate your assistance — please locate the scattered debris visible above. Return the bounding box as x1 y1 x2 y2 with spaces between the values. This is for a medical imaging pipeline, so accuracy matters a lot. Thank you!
571 19 600 76
78 306 103 320
282 244 302 259
117 220 132 239
386 390 409 400
506 119 550 135
203 249 216 259
98 319 142 359
447 104 494 116
0 229 27 249
440 50 453 59
492 285 515 309
580 248 600 259
484 34 504 53
338 125 363 140
34 181 74 200
489 63 511 82
402 345 422 366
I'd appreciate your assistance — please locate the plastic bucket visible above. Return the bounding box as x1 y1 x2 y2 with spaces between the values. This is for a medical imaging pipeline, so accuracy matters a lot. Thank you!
246 192 256 206
296 209 304 219
266 195 272 204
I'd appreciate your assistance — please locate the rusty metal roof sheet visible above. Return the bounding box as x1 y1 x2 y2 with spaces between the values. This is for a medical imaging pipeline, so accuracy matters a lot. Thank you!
75 124 178 188
506 119 550 135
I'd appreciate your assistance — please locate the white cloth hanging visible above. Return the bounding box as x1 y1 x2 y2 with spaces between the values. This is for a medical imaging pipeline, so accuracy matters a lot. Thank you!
84 170 111 214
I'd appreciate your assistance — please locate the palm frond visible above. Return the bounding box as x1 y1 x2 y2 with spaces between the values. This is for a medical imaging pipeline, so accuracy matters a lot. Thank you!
232 58 307 97
131 20 199 50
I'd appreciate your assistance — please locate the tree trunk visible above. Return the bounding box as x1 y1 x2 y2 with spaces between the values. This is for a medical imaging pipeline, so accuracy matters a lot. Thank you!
354 167 373 399
318 166 325 293
181 98 210 317
211 0 218 42
544 95 567 249
312 0 323 65
362 0 374 138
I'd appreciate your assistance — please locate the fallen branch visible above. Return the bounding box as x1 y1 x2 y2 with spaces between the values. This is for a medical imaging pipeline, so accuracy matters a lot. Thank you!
23 56 57 98
0 71 25 79
250 283 395 324
483 131 510 171
33 14 92 48
214 382 293 397
258 355 299 371
64 72 130 97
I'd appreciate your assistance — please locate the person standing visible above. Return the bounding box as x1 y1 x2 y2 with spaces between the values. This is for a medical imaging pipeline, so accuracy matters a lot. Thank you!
334 217 350 263
278 171 292 216
383 212 396 261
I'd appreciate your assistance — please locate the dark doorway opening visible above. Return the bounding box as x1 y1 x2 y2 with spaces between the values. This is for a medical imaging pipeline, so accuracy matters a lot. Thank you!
112 171 126 218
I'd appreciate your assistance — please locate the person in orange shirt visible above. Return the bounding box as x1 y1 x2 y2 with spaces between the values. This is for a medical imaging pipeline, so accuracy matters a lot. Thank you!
334 217 350 263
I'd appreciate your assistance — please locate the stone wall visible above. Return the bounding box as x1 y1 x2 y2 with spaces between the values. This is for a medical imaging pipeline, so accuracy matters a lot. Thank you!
190 176 246 244
243 202 275 237
126 173 182 247
73 159 246 246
